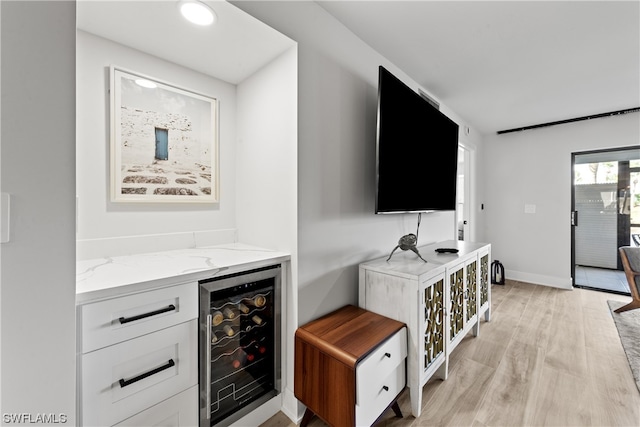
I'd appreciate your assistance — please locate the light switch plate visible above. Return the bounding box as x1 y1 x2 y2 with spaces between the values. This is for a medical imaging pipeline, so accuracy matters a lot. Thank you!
524 204 536 214
1 193 10 243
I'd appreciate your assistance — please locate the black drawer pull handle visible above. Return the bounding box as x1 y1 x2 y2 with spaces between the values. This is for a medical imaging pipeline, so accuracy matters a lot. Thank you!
385 352 391 358
382 385 389 392
119 304 176 324
119 359 175 388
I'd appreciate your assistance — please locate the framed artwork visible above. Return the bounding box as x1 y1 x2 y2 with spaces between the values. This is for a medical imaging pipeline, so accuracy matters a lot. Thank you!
110 66 218 203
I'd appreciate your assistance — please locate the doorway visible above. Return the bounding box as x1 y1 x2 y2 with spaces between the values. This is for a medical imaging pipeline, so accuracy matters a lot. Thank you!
155 127 169 160
571 146 640 294
457 146 471 241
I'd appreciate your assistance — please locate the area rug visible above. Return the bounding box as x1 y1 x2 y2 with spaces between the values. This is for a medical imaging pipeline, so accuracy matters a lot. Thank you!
607 300 640 393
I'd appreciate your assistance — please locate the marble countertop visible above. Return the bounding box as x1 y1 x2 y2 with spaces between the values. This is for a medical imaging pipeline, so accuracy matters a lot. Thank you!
76 243 290 304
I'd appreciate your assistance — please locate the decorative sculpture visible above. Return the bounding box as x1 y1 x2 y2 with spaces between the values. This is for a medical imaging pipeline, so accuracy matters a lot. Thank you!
386 233 427 262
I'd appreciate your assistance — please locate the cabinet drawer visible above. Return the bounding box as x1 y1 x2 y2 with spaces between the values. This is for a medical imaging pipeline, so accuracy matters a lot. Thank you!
81 320 198 427
356 327 407 405
113 385 198 427
80 282 197 353
355 362 406 427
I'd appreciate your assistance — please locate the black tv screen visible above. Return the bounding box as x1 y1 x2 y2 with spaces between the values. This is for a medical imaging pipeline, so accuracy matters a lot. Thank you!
375 66 459 214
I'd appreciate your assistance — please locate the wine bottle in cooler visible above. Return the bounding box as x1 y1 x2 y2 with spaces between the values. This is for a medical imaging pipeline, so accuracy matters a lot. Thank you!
222 306 236 319
258 344 267 355
210 329 219 344
250 342 267 356
211 310 224 326
231 348 248 369
237 302 250 314
244 294 266 308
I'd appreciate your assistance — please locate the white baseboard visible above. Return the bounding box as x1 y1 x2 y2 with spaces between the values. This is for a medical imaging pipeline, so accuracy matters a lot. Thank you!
229 394 282 427
225 389 302 426
281 387 304 424
506 269 573 290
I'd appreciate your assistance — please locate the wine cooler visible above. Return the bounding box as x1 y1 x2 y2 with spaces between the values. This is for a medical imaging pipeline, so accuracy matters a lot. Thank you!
199 265 281 427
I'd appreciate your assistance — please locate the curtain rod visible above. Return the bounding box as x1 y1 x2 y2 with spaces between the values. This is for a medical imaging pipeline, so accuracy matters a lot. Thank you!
496 107 640 135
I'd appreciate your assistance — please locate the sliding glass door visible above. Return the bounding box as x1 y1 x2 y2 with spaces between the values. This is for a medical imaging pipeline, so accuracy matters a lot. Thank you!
571 146 640 294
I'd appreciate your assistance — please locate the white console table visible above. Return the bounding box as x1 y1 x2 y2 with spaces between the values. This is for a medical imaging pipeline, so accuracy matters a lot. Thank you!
358 240 491 418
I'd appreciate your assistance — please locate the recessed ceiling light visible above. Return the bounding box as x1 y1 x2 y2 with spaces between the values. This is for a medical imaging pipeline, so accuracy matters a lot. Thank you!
179 0 216 26
135 79 157 89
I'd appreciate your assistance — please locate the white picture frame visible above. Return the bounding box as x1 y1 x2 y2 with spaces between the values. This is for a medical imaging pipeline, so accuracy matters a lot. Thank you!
110 66 219 203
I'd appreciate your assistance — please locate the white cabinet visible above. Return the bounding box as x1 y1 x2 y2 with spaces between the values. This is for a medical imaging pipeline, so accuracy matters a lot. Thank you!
359 240 491 418
76 245 291 427
114 385 198 427
79 282 197 353
77 282 198 426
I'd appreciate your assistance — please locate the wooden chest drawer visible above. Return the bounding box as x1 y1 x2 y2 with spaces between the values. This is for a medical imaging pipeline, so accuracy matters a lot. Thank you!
295 305 407 427
80 319 198 427
80 282 197 353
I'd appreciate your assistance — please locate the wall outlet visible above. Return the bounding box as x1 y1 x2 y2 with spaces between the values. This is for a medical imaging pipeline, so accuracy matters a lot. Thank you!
524 204 536 214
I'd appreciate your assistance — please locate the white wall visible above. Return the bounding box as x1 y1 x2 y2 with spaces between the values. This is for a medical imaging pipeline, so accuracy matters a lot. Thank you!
236 46 299 421
232 1 479 327
76 24 299 425
76 31 238 256
482 112 640 288
230 4 484 420
1 1 76 421
236 48 297 254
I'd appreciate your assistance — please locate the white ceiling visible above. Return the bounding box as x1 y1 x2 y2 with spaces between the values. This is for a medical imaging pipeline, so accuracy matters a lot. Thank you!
317 1 640 134
76 0 295 85
78 1 639 135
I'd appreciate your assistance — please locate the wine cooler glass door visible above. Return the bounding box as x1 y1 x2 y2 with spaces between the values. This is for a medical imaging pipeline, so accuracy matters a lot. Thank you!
199 265 281 427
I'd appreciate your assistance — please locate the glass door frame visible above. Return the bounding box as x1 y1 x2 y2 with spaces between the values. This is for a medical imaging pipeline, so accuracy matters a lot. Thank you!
571 145 640 293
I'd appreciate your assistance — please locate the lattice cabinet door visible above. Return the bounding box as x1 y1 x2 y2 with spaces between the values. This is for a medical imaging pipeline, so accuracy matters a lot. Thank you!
447 255 479 352
420 272 446 382
465 257 478 324
478 248 491 322
448 260 465 348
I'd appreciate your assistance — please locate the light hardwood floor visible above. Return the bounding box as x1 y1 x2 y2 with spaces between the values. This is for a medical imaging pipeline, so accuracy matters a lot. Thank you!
261 280 640 427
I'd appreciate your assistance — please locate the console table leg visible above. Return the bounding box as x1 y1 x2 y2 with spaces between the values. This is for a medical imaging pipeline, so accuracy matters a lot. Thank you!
300 408 315 427
409 383 422 418
436 359 448 381
472 321 480 337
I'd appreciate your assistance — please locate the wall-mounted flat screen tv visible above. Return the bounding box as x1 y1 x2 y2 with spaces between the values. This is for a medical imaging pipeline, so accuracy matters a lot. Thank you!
375 66 459 214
